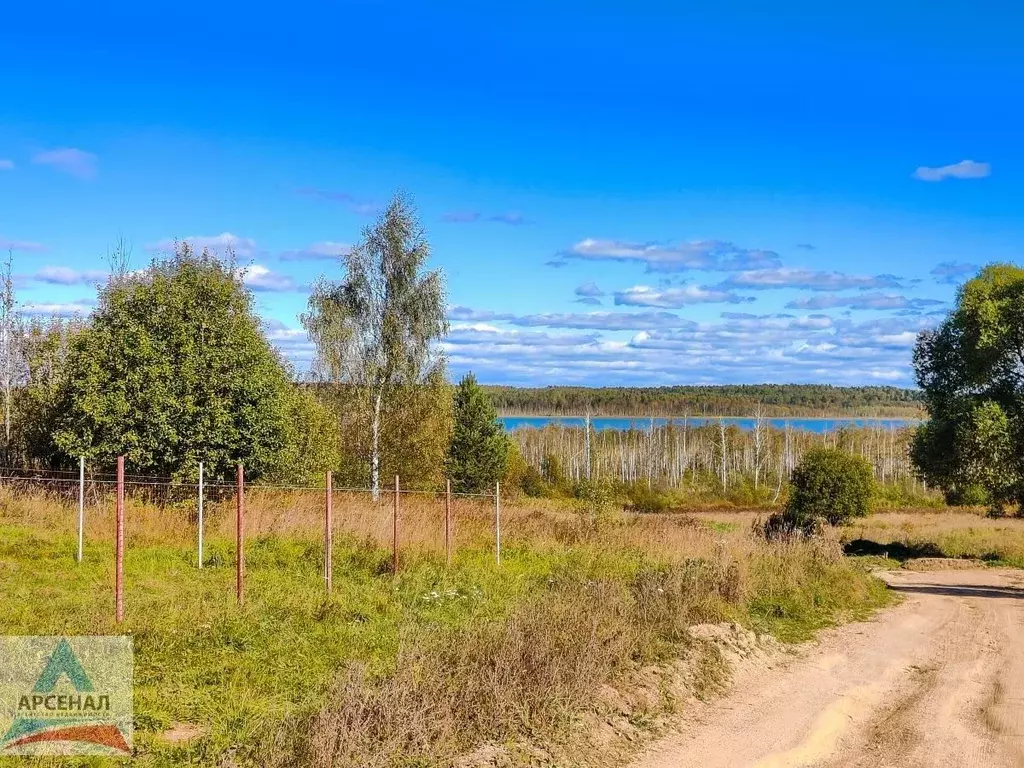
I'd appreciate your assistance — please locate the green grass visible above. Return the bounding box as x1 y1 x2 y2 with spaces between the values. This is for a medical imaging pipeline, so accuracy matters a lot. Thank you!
0 516 893 767
743 549 892 643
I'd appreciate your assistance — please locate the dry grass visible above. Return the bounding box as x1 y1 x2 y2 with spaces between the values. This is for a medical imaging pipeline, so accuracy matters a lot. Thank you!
273 580 707 768
0 484 890 767
0 482 765 572
689 505 1024 569
844 508 1024 566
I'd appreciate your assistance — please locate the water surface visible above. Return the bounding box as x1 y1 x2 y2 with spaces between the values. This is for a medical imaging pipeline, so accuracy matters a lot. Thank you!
501 416 918 433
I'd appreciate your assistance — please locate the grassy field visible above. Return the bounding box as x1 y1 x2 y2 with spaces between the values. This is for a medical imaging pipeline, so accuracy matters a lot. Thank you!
844 508 1024 567
0 487 890 767
693 507 1024 569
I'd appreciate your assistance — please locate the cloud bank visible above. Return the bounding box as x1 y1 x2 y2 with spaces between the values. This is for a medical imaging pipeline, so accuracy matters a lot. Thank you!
913 160 990 182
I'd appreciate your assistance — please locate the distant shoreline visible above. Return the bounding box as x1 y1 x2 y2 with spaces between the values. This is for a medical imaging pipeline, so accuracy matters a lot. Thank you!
499 413 923 422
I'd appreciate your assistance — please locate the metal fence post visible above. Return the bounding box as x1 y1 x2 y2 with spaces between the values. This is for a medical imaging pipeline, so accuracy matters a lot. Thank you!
197 461 204 569
445 478 452 566
236 463 245 605
325 471 333 592
495 481 501 565
393 475 399 574
77 456 85 563
115 456 125 624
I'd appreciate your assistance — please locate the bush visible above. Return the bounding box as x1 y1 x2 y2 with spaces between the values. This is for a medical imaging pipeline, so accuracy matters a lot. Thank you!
944 483 990 507
785 448 873 527
623 483 674 514
519 464 550 498
762 510 822 540
501 441 529 498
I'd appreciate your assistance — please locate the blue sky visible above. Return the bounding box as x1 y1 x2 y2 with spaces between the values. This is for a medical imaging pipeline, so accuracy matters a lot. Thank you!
2 0 1022 386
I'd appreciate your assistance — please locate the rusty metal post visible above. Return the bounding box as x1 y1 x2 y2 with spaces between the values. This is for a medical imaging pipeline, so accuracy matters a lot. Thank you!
445 478 452 566
325 471 333 592
392 475 399 574
115 456 125 624
236 463 245 605
495 481 501 565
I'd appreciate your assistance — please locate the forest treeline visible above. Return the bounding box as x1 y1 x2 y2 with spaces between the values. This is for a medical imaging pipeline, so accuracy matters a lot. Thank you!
511 420 930 510
484 384 925 418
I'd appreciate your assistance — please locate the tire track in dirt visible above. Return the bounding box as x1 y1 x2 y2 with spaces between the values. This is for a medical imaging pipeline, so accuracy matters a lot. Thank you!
628 569 1024 768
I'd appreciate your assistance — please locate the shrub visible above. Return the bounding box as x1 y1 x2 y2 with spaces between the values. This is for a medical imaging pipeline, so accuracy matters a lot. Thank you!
623 482 674 514
501 441 529 498
519 464 549 498
785 448 873 527
571 478 616 515
944 483 990 507
762 510 822 539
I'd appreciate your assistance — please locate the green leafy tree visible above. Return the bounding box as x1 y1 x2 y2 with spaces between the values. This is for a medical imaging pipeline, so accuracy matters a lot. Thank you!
446 373 509 493
49 244 294 480
14 317 84 467
301 193 448 497
274 386 344 485
912 263 1024 512
785 448 874 527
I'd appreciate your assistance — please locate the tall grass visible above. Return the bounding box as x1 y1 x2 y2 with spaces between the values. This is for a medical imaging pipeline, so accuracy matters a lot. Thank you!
0 486 889 767
844 508 1024 567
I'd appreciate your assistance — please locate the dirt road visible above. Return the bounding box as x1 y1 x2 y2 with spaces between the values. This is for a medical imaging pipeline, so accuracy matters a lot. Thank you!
629 568 1024 768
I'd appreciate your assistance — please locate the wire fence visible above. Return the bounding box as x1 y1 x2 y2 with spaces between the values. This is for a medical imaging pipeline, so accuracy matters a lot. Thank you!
0 458 503 624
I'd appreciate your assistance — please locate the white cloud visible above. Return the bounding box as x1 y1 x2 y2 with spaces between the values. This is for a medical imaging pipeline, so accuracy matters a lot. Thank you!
574 281 604 298
930 261 977 284
0 160 13 171
32 148 98 180
448 305 697 331
0 238 46 253
242 264 298 292
432 308 937 387
22 300 94 318
279 241 351 262
33 265 107 285
913 160 990 182
554 238 782 273
786 292 945 311
719 268 903 292
146 233 257 258
295 187 381 216
614 284 754 308
445 325 599 348
264 324 315 362
488 212 527 226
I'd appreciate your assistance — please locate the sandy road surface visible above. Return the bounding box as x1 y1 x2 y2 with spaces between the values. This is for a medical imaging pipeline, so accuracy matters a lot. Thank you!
629 568 1024 768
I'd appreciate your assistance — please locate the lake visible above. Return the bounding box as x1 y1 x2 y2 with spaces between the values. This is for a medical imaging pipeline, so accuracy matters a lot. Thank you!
501 416 919 434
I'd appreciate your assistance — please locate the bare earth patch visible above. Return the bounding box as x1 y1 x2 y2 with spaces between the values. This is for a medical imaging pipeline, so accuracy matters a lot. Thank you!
902 557 987 571
627 569 1024 768
162 722 207 744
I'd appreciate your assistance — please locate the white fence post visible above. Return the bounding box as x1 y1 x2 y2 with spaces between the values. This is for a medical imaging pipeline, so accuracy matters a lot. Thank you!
76 456 85 563
198 461 204 569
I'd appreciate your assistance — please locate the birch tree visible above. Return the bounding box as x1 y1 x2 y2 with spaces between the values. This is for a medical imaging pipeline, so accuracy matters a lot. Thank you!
718 419 728 491
301 193 448 499
752 402 765 489
0 252 19 460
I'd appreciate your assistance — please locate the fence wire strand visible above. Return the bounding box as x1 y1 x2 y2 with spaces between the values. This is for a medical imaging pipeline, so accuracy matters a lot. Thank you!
0 466 497 498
